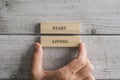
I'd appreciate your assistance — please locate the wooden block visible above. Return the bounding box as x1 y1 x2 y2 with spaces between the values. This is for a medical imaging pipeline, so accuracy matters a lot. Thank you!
41 36 80 47
40 22 80 34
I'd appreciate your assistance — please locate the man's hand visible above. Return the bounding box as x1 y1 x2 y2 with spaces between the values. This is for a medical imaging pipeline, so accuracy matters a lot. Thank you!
31 42 95 80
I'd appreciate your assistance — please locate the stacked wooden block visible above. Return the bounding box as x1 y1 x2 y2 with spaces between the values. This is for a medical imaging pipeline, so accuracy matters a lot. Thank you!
40 22 80 47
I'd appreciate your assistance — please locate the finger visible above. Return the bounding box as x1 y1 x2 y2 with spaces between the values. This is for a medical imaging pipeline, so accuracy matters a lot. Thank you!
83 74 95 80
77 42 87 59
75 59 94 80
31 42 43 75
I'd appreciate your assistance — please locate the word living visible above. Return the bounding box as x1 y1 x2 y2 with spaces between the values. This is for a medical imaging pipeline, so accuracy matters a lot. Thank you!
52 40 68 43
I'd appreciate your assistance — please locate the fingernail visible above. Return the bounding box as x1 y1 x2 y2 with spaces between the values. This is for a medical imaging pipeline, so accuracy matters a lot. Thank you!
81 42 85 47
36 42 40 49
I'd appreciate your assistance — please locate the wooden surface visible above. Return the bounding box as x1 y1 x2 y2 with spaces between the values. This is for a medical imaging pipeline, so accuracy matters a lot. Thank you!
0 0 120 34
0 0 120 80
0 36 120 79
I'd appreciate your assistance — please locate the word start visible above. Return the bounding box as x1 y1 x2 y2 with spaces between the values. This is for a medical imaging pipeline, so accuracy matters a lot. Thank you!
52 26 67 30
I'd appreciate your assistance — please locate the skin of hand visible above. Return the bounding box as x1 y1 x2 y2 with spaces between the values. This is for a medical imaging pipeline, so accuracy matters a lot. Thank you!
31 42 95 80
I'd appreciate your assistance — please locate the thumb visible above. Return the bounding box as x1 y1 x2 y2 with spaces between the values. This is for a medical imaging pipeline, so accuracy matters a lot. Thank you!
61 43 87 74
77 42 87 59
31 42 43 75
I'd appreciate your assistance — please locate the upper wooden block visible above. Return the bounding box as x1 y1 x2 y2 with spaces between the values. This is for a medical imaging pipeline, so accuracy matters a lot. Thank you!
40 22 80 34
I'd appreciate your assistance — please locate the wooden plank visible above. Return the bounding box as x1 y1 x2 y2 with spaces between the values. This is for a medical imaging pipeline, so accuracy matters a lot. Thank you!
40 22 80 34
0 0 120 34
41 36 80 47
0 35 120 79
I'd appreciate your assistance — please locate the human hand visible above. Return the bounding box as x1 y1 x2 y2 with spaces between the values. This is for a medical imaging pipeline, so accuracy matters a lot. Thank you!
31 42 95 80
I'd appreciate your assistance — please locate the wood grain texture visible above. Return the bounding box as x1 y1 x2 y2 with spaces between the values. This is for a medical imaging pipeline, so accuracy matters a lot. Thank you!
0 0 120 34
0 35 120 79
0 0 120 80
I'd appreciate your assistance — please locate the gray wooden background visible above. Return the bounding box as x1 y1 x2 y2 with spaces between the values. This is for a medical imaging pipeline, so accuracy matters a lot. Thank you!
0 0 120 80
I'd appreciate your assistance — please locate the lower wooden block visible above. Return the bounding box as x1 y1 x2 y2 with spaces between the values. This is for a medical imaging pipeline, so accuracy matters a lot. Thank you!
41 36 80 47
